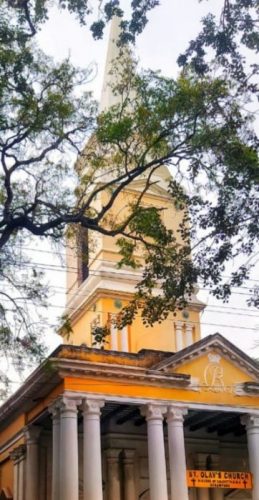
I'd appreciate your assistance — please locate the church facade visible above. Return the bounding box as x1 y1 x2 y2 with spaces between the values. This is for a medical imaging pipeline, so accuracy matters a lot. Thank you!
1 17 259 500
0 334 259 500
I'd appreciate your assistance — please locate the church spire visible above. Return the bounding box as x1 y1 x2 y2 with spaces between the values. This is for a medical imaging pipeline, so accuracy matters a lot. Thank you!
100 16 124 113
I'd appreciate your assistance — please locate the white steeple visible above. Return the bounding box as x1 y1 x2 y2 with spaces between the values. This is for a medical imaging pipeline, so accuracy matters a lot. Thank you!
100 16 124 112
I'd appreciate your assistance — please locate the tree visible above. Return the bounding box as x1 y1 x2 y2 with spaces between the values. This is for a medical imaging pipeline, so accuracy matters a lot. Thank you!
0 0 258 395
0 0 159 394
178 0 258 96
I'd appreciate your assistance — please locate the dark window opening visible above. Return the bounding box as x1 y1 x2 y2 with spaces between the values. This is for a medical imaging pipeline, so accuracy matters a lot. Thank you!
77 227 89 284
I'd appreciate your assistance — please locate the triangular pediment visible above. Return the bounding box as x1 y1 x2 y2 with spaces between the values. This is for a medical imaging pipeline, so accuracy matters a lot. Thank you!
127 177 172 199
152 334 259 396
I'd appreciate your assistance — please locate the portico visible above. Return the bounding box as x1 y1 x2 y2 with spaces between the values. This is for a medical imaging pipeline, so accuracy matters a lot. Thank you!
22 394 259 500
1 333 259 499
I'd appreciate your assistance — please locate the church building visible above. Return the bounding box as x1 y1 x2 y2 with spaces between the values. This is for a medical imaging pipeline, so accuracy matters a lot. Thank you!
0 18 259 500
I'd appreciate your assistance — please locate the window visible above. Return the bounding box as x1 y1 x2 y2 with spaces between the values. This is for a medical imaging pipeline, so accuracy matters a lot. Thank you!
77 227 89 284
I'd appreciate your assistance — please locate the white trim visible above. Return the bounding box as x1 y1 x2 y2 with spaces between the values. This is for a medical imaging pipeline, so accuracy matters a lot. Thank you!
0 431 24 455
62 390 259 414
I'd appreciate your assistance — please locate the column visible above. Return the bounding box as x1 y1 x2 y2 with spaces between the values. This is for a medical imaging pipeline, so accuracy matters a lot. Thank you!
241 414 259 500
18 450 25 500
211 489 224 500
196 454 210 500
121 326 129 352
175 321 183 351
60 396 81 500
197 490 210 500
49 401 61 500
10 445 26 500
110 315 118 350
24 425 41 500
185 323 193 347
123 449 136 500
105 449 121 500
166 406 188 500
211 455 224 500
82 398 104 500
141 404 168 500
10 448 20 500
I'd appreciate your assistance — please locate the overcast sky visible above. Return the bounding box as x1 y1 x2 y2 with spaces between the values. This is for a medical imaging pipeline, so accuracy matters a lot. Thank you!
31 0 259 358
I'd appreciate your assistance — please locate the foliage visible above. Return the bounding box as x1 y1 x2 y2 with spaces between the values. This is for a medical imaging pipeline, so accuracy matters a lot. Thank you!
178 0 258 95
91 325 110 349
6 0 159 41
0 0 258 396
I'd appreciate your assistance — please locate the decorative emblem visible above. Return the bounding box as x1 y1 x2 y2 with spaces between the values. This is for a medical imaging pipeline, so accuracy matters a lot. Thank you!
203 352 232 393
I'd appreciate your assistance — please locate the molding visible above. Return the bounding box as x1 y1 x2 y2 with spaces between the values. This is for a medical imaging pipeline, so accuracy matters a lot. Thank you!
62 390 259 415
53 357 190 389
65 261 205 325
0 430 24 457
152 333 259 381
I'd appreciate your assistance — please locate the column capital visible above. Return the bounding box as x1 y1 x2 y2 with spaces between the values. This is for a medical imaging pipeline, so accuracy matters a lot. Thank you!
141 403 167 421
82 398 104 416
241 413 259 430
10 445 26 464
167 405 188 423
59 395 81 414
24 425 41 444
48 399 61 419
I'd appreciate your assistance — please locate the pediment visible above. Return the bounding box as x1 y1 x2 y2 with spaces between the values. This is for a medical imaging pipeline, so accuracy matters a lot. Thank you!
127 178 172 199
152 334 259 395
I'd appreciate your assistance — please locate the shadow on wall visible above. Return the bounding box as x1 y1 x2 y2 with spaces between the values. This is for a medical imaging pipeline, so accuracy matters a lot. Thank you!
139 489 150 499
0 488 12 500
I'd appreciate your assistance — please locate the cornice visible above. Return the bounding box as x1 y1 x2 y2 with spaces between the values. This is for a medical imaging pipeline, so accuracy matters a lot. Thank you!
153 333 259 381
51 357 191 389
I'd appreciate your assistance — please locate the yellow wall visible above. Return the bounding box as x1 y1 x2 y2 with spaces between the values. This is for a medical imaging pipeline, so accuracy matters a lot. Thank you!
63 371 259 409
65 181 203 353
0 415 25 449
65 294 201 352
0 459 13 495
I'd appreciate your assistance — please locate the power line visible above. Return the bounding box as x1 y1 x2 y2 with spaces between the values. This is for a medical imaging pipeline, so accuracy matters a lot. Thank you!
10 244 259 284
3 260 256 297
0 297 258 332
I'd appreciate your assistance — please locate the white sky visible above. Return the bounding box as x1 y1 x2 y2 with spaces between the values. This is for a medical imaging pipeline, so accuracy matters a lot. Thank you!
29 0 259 360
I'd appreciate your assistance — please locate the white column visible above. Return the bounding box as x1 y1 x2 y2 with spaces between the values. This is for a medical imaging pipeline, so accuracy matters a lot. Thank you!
82 398 104 500
110 315 118 350
241 414 259 500
166 406 188 500
105 449 121 500
24 426 41 500
185 323 193 347
175 321 183 351
121 326 129 352
141 404 168 500
49 401 61 500
18 451 25 500
10 446 26 500
60 397 81 500
10 449 19 500
123 449 136 500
